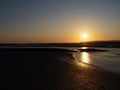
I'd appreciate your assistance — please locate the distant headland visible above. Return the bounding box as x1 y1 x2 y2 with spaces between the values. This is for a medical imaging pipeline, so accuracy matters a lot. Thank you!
0 40 120 48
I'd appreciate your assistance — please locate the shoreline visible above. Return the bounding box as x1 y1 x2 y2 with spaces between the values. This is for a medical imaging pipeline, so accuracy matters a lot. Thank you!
74 59 120 75
0 48 120 89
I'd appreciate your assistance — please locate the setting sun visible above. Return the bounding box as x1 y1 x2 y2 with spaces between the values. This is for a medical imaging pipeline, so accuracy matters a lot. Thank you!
82 33 88 40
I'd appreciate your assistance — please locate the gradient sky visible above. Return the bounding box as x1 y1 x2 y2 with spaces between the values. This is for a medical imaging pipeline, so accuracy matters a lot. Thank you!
0 0 120 43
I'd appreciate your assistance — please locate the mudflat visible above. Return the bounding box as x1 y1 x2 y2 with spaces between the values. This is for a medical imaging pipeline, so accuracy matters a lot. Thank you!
0 48 120 90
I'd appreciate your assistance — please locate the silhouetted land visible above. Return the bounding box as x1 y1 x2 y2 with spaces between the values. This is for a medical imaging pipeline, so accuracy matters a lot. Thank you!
0 41 120 48
0 48 120 90
78 48 108 52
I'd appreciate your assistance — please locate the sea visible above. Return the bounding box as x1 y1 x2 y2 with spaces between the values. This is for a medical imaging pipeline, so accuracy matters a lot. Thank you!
0 46 120 73
48 46 120 74
70 47 120 74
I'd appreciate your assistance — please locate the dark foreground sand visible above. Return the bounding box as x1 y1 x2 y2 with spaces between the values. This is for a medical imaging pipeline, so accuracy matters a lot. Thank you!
0 48 120 90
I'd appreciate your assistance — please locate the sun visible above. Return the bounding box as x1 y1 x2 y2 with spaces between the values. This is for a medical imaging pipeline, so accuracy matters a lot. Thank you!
82 33 88 40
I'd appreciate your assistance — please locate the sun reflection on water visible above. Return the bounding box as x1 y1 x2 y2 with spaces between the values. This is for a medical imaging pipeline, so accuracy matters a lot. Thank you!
81 52 90 63
81 47 88 49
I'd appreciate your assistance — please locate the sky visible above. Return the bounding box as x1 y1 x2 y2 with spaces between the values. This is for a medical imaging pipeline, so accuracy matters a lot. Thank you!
0 0 120 43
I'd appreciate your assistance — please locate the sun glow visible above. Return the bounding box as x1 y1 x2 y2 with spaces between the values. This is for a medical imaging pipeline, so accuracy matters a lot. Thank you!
82 33 88 40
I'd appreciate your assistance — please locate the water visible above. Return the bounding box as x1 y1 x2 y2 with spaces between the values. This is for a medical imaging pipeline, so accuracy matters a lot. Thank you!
73 47 120 73
1 46 120 73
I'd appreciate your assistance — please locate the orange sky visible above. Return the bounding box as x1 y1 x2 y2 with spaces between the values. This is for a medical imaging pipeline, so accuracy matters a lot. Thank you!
0 0 120 43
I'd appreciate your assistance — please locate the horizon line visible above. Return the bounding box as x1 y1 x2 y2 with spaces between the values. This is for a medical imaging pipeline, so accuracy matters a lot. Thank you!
0 40 120 44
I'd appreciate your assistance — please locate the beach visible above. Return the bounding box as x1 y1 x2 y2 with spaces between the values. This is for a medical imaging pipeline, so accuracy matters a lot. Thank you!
0 48 120 90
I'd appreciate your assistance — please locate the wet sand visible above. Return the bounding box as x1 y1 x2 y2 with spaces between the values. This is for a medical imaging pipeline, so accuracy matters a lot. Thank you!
0 48 120 90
